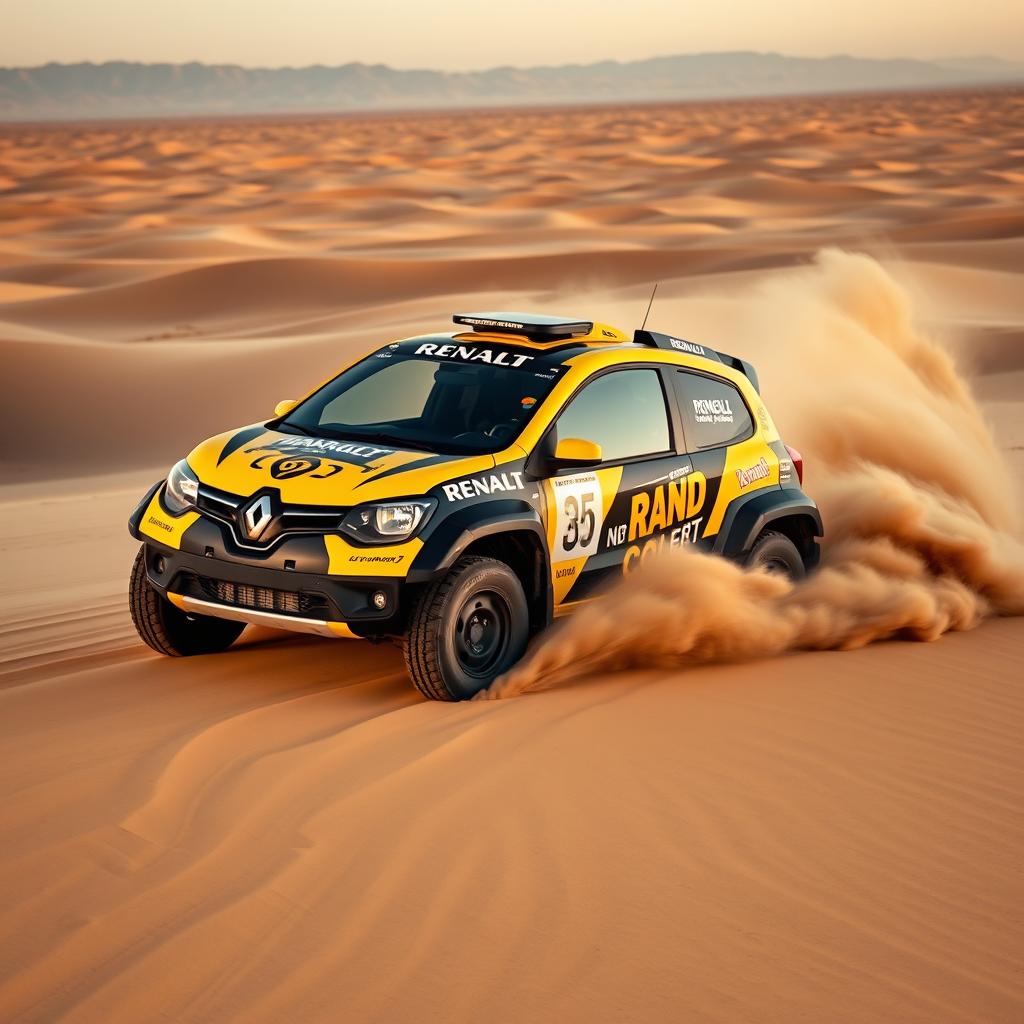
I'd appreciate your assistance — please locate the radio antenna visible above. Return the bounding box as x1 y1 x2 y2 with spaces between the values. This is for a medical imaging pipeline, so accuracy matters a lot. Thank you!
640 282 659 331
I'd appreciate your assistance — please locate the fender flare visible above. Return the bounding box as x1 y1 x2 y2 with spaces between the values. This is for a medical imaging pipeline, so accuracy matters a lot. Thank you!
408 499 550 583
128 480 163 540
713 488 823 562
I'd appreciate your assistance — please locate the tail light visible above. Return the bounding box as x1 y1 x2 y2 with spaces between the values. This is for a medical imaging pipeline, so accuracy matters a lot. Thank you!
784 444 804 485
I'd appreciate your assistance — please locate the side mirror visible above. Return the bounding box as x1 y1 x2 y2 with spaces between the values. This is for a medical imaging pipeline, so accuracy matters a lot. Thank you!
274 399 297 418
551 437 603 470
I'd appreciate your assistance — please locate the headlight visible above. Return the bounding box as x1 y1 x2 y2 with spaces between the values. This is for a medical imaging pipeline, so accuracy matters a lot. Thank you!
163 459 199 514
341 499 435 544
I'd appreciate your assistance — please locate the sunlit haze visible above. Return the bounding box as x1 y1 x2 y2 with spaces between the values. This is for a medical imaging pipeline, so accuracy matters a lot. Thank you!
3 0 1023 68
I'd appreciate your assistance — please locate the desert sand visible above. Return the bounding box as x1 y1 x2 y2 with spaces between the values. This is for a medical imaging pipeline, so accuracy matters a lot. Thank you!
1 89 1023 1022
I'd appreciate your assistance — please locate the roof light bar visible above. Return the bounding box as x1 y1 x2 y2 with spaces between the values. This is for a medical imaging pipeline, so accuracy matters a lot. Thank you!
453 312 593 339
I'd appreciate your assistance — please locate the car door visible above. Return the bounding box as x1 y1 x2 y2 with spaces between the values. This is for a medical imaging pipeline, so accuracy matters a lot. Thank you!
541 366 689 606
669 368 768 548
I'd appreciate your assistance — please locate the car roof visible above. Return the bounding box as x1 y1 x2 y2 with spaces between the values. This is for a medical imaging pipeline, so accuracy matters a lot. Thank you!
390 326 760 393
445 312 758 389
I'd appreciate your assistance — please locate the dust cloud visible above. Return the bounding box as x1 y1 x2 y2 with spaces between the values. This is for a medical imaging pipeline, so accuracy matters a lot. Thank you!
487 250 1024 697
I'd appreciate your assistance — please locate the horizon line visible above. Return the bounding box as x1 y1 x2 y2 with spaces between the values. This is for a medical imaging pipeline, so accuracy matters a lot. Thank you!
3 49 1023 75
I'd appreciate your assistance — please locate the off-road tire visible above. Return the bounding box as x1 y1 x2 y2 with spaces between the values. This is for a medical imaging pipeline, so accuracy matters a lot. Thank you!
744 530 806 580
129 547 245 656
403 555 530 701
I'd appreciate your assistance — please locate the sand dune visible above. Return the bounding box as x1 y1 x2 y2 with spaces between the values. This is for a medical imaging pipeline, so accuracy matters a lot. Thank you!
1 89 1023 1022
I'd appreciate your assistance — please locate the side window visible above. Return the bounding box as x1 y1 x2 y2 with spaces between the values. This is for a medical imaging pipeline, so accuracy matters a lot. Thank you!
555 369 670 462
673 371 753 450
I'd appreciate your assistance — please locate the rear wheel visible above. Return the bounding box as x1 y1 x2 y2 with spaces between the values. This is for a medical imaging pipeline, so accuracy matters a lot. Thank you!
744 530 806 580
403 556 530 701
129 547 245 656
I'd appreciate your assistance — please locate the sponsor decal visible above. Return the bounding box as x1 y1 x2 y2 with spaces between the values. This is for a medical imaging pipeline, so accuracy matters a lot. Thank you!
601 328 617 338
692 398 734 424
757 404 770 432
241 437 395 480
628 473 707 543
147 514 173 533
273 436 392 459
375 351 393 359
623 472 708 572
442 471 525 502
779 458 793 485
349 554 404 564
669 338 707 356
606 522 627 547
521 396 537 407
415 342 533 368
555 565 577 579
634 461 694 494
736 457 771 489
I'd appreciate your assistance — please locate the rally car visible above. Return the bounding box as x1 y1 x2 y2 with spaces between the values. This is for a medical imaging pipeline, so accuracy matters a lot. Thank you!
128 312 822 700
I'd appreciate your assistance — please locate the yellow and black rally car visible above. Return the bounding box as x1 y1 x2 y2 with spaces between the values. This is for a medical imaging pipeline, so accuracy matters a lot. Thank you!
129 312 821 700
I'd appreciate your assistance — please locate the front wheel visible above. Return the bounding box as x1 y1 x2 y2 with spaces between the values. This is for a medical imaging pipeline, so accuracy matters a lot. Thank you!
744 530 806 580
129 547 245 656
403 556 530 701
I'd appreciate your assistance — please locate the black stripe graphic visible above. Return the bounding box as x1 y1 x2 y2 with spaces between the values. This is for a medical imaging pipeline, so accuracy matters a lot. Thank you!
354 452 456 488
217 425 266 465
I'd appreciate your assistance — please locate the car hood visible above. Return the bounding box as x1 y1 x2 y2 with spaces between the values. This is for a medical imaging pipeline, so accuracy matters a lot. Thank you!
186 424 497 506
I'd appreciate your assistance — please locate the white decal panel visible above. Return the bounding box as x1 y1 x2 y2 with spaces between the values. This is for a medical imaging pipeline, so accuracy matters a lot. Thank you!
551 472 605 561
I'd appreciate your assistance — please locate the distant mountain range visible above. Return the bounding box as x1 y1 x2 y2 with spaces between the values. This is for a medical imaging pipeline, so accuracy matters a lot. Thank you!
1 52 1022 121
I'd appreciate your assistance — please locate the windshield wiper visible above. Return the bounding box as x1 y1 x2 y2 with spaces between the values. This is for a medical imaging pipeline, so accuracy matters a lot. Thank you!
277 421 319 437
356 433 436 452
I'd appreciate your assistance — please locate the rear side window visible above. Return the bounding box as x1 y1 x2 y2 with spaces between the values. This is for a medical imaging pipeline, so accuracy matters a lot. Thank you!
673 371 752 450
556 368 671 462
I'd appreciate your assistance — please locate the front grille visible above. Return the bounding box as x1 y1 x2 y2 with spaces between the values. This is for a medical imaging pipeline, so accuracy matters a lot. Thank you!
196 486 242 518
195 484 346 547
195 574 328 617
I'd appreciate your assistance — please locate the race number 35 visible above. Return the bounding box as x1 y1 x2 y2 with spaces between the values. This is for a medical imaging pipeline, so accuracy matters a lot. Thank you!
552 473 603 561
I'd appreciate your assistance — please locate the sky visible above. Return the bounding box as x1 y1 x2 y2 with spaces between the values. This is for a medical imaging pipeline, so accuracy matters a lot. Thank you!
2 0 1023 69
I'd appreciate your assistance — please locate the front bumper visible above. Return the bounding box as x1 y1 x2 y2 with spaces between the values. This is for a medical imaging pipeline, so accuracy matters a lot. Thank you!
138 538 403 639
129 481 411 637
166 592 356 638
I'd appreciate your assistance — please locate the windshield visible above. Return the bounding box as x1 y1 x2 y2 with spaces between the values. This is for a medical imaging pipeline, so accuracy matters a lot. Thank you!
280 345 566 455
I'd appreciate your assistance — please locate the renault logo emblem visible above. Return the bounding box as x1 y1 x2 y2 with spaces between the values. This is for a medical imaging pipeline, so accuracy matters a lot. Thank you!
242 494 273 540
